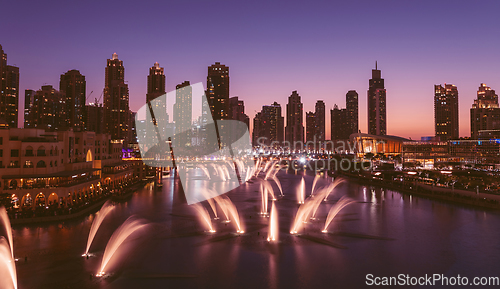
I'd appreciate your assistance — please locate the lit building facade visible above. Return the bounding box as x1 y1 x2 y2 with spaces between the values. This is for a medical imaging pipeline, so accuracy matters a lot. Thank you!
470 83 500 139
103 53 129 142
367 63 386 136
285 91 304 144
60 70 86 131
0 45 20 128
174 81 192 147
434 84 459 141
0 128 136 208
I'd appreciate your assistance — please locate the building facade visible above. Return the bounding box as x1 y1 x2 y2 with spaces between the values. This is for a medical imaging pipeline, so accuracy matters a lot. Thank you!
174 81 193 147
367 63 386 136
103 53 129 142
285 91 304 145
60 70 87 131
0 128 136 209
25 85 66 130
470 83 500 139
434 84 459 141
253 102 284 146
0 45 20 128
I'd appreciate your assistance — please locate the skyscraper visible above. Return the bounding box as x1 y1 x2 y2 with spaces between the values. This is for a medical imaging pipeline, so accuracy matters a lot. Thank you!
103 53 129 141
470 83 500 139
0 45 20 128
253 102 284 146
26 85 66 130
206 62 229 121
174 81 192 147
346 90 359 134
228 96 250 128
60 70 86 131
306 112 316 143
24 89 35 128
285 91 304 145
367 62 386 135
331 105 349 141
314 100 325 142
435 84 459 140
146 62 167 138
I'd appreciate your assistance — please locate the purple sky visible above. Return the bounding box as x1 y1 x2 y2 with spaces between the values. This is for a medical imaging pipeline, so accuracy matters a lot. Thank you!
2 0 499 139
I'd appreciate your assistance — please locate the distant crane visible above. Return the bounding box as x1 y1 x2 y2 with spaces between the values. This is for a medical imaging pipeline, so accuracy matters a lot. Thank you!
85 90 93 105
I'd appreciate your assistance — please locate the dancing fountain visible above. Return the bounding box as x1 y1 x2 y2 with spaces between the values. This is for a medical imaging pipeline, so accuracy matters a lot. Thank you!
322 196 356 233
0 237 16 289
97 216 150 277
311 174 321 196
267 202 278 242
192 203 216 232
0 208 13 259
218 196 244 233
297 177 305 204
260 183 268 215
198 165 211 179
84 201 115 256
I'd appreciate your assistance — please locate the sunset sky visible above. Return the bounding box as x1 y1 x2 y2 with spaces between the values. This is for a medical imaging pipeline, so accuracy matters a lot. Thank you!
1 0 499 139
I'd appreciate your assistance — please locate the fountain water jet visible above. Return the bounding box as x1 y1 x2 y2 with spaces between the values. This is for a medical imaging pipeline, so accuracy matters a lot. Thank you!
219 196 244 233
214 196 230 222
311 174 321 196
192 203 216 232
85 201 114 256
0 208 13 258
323 178 346 201
322 196 356 233
198 165 211 179
267 201 278 242
297 177 305 204
260 183 268 215
262 180 276 200
97 216 150 277
0 237 16 289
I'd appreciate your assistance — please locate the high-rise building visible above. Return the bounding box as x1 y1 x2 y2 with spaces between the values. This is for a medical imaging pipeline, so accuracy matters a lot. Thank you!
252 102 284 146
60 70 86 131
367 62 386 135
346 90 359 134
0 45 20 128
86 102 104 134
147 62 166 101
470 83 500 139
331 104 349 141
229 96 250 128
24 89 35 128
306 112 316 143
206 62 229 121
103 53 129 142
435 84 459 140
285 91 304 145
25 85 66 130
314 100 325 142
174 81 192 147
330 91 359 142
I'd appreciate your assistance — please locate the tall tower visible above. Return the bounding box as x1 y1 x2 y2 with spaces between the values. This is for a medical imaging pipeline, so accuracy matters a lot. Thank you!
103 53 129 141
60 70 86 131
346 90 359 134
470 83 499 139
253 102 284 146
174 81 192 147
314 100 325 142
24 89 35 128
434 84 459 140
306 111 316 143
0 45 20 128
28 85 66 130
206 62 229 121
367 62 386 135
285 91 304 145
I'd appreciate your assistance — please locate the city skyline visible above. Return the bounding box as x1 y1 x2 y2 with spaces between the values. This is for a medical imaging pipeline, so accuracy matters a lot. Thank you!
2 1 500 139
